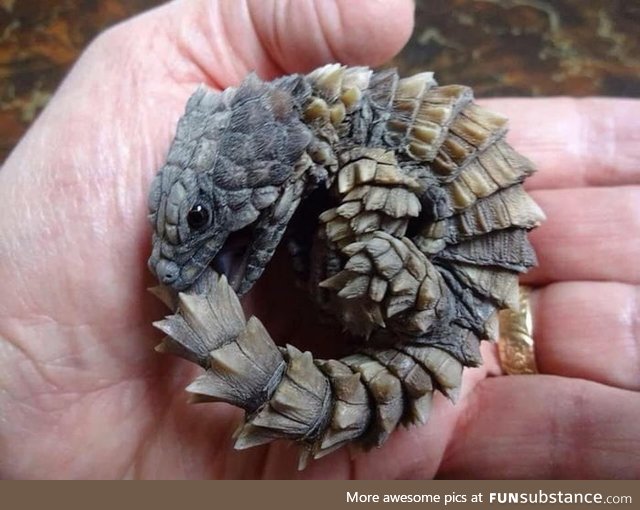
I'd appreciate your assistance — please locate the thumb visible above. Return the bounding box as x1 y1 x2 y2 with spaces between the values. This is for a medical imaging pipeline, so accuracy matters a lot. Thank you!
243 0 416 73
131 0 415 85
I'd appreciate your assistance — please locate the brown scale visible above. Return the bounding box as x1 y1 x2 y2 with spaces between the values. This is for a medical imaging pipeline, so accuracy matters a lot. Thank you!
148 64 544 469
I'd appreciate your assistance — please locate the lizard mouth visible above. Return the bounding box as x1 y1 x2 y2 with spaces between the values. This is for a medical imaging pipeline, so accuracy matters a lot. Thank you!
210 225 255 291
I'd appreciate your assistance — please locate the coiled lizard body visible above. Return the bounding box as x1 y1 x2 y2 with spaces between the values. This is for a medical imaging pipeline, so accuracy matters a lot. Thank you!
147 65 544 467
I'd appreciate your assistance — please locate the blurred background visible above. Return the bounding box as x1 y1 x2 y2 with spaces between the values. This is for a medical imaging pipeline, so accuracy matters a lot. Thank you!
1 0 639 164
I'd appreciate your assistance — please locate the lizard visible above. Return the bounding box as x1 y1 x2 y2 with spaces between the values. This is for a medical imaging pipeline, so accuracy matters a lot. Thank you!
147 65 544 465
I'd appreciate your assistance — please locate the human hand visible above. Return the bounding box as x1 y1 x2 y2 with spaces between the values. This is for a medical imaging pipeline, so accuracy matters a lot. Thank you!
0 0 638 480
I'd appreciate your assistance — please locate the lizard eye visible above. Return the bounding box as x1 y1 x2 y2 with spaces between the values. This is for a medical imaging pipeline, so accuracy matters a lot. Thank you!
187 204 211 230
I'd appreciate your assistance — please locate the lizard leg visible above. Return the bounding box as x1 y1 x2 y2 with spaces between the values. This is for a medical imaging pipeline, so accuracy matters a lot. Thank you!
319 231 451 340
320 231 491 366
314 148 431 338
231 180 304 296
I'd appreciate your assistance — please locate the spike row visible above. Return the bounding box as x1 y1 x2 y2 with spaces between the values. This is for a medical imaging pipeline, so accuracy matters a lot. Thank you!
319 148 422 252
153 273 462 469
303 64 373 132
319 231 450 339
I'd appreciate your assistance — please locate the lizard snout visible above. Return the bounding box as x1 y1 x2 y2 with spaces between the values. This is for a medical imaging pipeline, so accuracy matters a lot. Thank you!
155 259 180 286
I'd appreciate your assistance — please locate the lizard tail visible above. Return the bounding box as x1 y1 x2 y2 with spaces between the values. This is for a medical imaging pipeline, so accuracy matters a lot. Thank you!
153 273 461 469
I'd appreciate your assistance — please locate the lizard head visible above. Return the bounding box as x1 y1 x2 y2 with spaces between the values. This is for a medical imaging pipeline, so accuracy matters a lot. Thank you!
148 74 312 291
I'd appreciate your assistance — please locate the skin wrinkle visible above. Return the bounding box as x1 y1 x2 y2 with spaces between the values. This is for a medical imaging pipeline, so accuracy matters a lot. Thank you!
531 284 549 378
131 10 222 102
155 1 230 88
73 30 186 189
245 0 287 78
311 0 341 66
173 412 190 479
135 90 185 175
207 1 255 86
0 329 64 396
348 451 358 480
317 449 352 480
251 0 330 72
397 459 431 480
196 1 244 86
330 2 347 63
5 158 137 318
243 0 285 78
106 66 177 228
21 376 134 415
0 309 160 397
384 430 435 480
271 0 287 69
434 381 486 478
217 1 270 84
4 337 115 404
163 8 225 89
2 375 156 478
575 98 591 189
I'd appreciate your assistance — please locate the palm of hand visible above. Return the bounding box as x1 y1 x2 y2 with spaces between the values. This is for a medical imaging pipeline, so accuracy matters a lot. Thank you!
0 0 638 480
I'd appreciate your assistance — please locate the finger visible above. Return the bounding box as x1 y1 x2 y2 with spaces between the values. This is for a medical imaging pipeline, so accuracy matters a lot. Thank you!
437 376 640 479
245 0 415 74
480 98 640 190
142 0 415 86
530 282 640 391
522 187 640 285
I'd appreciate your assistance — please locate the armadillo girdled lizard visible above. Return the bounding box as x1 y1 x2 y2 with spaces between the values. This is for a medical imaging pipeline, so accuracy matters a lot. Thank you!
147 64 544 468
